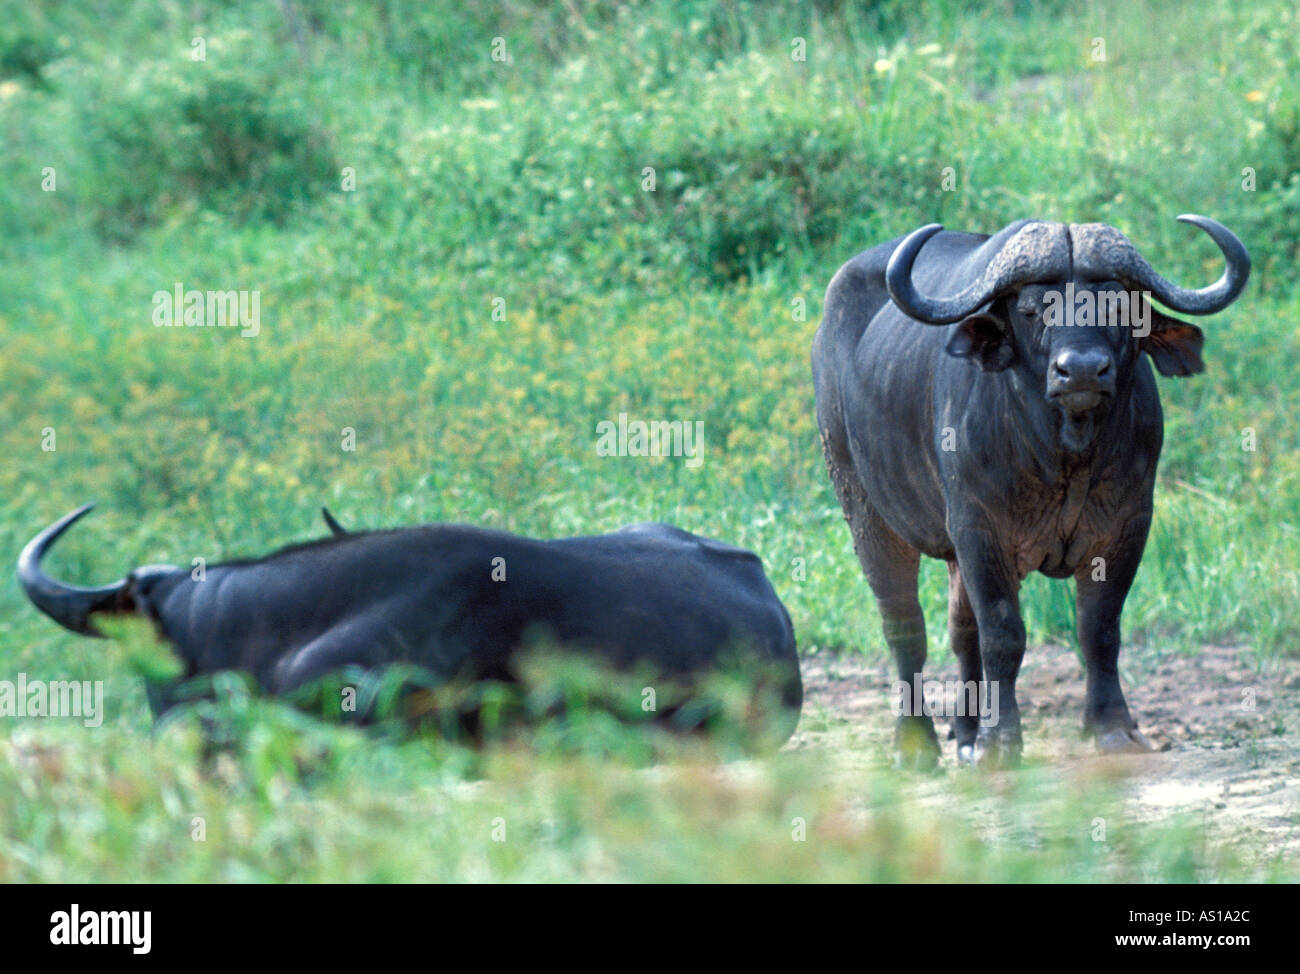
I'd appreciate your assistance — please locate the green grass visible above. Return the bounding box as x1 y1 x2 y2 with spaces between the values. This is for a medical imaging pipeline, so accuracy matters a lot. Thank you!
0 0 1296 881
5 706 1283 883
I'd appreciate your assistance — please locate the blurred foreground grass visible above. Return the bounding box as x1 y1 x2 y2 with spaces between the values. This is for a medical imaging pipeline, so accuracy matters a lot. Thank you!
4 688 1288 883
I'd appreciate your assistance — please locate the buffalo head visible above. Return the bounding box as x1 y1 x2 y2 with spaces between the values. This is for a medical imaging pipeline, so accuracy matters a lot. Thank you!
884 215 1249 452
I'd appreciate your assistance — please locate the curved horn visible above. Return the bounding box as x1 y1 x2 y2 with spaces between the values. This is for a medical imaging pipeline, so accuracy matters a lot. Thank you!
885 224 987 324
886 221 1070 325
17 504 126 637
1076 215 1248 315
321 506 347 537
1112 215 1250 316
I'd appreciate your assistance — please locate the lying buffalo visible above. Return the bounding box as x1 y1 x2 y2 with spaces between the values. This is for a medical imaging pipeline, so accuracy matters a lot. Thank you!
18 505 802 748
812 215 1248 768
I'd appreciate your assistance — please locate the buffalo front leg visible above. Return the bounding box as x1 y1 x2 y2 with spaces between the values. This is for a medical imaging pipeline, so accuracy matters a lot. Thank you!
952 531 1026 768
947 561 983 763
1075 519 1153 753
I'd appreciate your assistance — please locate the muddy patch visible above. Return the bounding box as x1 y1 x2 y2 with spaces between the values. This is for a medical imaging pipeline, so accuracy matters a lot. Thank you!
790 643 1300 862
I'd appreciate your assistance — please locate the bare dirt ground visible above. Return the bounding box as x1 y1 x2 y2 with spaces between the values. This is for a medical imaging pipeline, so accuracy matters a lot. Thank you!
789 643 1300 864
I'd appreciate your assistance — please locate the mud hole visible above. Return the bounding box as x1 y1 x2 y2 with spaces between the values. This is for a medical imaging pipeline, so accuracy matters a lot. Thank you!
789 644 1300 864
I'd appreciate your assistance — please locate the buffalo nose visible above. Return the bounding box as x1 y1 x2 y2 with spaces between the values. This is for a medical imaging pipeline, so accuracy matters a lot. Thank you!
1051 348 1112 388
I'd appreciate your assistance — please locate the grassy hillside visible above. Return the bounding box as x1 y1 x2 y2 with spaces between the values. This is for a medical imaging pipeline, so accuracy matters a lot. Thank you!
1 0 1296 881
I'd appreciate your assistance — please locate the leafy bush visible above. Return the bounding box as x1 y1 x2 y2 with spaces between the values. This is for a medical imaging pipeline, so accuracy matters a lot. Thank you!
80 62 337 239
0 20 337 242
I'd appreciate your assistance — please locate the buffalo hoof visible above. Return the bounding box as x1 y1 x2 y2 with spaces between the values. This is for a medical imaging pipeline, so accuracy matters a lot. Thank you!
1095 726 1154 754
974 727 1022 769
893 716 941 772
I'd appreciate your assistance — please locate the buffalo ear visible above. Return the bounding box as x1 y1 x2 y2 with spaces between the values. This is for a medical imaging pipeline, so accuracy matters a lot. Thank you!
946 313 1014 372
1142 311 1205 377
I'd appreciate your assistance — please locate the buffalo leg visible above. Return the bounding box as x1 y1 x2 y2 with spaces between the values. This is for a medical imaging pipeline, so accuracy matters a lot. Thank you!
952 532 1025 767
268 619 407 716
820 434 937 769
268 620 468 728
878 580 937 770
947 561 982 762
1075 518 1153 753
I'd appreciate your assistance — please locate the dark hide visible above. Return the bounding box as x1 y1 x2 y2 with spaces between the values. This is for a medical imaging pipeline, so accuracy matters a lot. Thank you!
812 217 1247 768
19 508 802 748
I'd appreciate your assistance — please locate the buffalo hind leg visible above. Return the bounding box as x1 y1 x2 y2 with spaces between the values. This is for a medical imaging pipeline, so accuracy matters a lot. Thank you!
879 583 937 770
821 436 937 770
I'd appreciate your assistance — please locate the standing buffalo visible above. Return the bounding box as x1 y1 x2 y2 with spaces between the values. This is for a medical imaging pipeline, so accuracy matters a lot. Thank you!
812 215 1248 768
18 506 802 748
